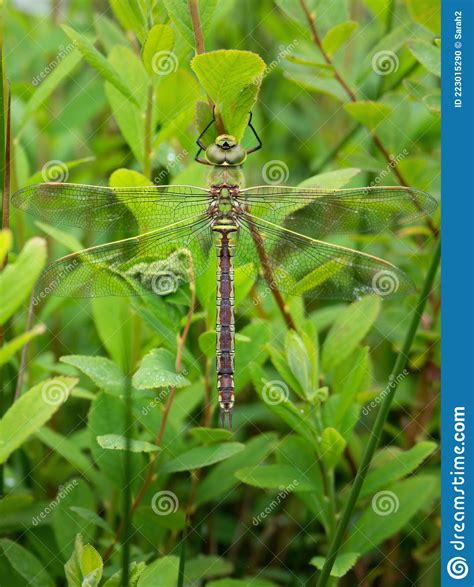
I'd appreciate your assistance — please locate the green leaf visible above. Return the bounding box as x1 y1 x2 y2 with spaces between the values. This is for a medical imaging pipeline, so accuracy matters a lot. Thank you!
163 0 218 48
103 562 146 587
407 0 440 34
35 221 83 253
320 427 346 470
80 544 103 586
344 475 438 556
61 25 140 106
35 427 106 489
310 552 360 578
235 464 315 491
185 556 233 580
0 325 45 367
137 555 179 587
91 297 133 372
64 535 83 587
0 229 12 265
133 348 190 389
97 434 161 453
109 0 147 42
69 507 113 534
141 24 175 76
0 539 55 587
0 377 76 464
407 40 441 77
163 442 245 472
298 167 361 189
322 21 358 57
344 101 393 131
191 50 266 139
190 427 233 444
322 296 381 371
196 434 277 506
60 355 125 394
0 237 47 325
360 441 437 499
19 50 82 131
285 330 312 397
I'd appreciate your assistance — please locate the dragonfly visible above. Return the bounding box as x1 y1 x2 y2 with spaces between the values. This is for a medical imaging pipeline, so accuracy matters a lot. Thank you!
12 113 437 427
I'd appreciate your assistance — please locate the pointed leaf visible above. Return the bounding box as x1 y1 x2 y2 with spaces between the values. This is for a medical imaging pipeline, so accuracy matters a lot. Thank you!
163 442 245 472
310 552 360 578
97 434 161 453
141 24 175 76
344 101 393 130
322 21 358 57
133 348 190 389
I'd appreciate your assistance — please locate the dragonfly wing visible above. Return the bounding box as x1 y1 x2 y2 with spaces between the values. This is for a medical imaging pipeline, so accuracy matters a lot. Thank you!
235 215 413 300
239 186 437 237
35 216 212 298
12 183 210 233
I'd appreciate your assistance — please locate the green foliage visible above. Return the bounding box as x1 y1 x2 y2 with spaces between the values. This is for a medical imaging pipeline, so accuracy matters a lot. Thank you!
3 0 440 584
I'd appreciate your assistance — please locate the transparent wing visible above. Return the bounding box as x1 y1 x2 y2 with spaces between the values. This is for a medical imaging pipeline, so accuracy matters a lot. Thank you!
35 216 213 298
12 183 210 233
235 214 413 300
239 185 437 238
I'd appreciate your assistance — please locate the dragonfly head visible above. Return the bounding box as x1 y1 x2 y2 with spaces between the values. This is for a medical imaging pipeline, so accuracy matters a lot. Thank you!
206 134 247 166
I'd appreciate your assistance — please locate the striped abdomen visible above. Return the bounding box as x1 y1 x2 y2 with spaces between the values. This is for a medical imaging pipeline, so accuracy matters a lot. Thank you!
214 227 236 427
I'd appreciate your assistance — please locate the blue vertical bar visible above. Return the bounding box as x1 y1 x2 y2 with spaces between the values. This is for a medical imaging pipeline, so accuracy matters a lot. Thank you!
442 0 474 584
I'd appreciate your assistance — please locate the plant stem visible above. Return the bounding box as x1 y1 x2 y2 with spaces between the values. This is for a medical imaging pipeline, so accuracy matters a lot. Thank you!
188 0 205 54
143 85 154 181
316 240 440 586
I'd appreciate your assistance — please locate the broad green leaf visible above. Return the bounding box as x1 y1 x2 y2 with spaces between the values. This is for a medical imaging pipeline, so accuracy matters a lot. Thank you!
0 237 46 325
0 229 12 265
285 330 312 396
0 325 45 367
97 434 161 453
163 0 217 48
35 221 83 253
163 442 245 472
185 556 233 580
35 427 106 489
408 40 441 77
141 24 175 76
103 562 146 587
155 69 200 123
344 101 393 131
322 21 358 57
310 552 360 578
60 355 125 394
69 507 113 534
320 427 346 469
235 464 315 491
133 348 190 389
191 50 266 139
0 539 55 587
19 50 82 131
190 427 233 444
344 476 438 556
322 296 381 371
91 297 133 372
298 167 360 189
109 0 147 42
137 555 179 587
360 441 437 498
196 433 277 505
407 0 440 34
80 544 103 586
0 377 76 464
105 45 149 162
62 26 140 106
64 535 83 587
